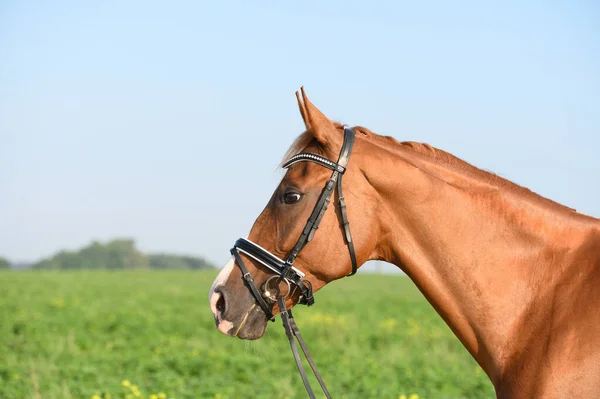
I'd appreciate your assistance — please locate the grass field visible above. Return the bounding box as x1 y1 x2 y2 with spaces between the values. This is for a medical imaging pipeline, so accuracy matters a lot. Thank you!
0 270 494 399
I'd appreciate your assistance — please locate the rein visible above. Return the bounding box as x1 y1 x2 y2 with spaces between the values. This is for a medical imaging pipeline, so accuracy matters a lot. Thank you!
229 127 357 398
277 297 332 399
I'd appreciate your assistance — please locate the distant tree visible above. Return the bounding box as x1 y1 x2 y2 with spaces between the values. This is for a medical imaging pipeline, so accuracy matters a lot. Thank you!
96 239 148 269
30 239 214 270
0 257 11 269
31 239 149 270
148 254 214 270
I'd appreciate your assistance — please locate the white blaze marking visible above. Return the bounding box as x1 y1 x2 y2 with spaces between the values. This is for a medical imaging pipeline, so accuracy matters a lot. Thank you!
209 258 236 334
209 258 235 303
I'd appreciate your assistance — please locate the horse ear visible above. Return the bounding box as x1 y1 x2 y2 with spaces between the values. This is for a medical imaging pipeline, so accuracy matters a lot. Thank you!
296 89 310 130
298 87 341 148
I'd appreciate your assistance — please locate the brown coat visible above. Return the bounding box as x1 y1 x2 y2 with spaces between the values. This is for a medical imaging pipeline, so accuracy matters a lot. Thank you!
210 88 600 398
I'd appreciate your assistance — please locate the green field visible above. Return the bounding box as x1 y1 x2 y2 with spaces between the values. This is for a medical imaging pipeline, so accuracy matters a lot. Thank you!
0 271 494 399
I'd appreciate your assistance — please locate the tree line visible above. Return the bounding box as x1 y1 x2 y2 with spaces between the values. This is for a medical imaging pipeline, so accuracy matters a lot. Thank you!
0 239 216 270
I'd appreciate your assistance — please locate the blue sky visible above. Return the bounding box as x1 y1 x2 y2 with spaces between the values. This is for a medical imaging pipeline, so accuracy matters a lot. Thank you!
1 1 599 267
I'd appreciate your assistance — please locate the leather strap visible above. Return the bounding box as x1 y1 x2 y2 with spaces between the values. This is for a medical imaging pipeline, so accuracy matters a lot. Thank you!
230 248 275 321
232 239 314 307
286 171 340 264
285 127 356 273
338 174 357 276
278 297 332 399
234 238 305 282
337 127 355 168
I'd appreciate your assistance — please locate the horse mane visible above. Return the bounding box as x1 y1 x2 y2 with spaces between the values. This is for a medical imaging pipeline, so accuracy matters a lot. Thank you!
281 123 577 213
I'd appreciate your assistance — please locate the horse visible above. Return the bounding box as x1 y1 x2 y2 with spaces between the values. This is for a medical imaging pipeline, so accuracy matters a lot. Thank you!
209 88 600 398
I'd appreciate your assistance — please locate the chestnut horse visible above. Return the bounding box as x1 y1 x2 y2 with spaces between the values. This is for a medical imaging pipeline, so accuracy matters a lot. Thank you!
209 88 600 398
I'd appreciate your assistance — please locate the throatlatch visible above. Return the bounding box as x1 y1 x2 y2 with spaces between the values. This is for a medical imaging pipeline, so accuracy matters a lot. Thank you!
229 126 358 398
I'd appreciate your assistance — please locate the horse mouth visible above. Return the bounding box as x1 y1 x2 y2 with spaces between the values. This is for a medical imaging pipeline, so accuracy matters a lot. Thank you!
214 304 269 340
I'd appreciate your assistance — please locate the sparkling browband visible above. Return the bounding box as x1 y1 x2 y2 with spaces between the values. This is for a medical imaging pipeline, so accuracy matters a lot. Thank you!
283 152 346 173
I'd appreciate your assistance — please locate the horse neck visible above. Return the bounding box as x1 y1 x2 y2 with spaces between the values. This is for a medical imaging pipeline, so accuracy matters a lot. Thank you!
360 138 597 385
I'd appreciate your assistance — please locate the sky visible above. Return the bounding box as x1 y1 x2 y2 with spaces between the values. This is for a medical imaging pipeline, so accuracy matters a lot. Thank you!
1 1 599 269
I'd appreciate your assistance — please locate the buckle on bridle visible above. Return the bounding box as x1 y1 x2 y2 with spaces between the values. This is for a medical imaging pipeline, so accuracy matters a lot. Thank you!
241 272 252 282
298 279 314 306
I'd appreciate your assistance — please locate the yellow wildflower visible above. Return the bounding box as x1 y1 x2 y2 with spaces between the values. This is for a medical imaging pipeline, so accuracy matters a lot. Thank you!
409 395 419 399
158 394 167 399
51 298 65 308
150 395 158 399
399 395 407 399
379 318 398 330
122 380 131 387
91 395 101 399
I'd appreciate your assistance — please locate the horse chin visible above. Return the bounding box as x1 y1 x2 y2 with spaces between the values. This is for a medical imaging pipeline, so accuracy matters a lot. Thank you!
236 322 267 340
235 307 269 340
216 304 269 340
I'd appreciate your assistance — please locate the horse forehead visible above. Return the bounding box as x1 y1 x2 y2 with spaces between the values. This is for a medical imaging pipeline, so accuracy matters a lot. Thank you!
284 161 332 185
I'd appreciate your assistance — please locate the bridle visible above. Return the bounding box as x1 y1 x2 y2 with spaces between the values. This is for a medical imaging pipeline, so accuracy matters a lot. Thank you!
230 126 357 319
229 127 357 399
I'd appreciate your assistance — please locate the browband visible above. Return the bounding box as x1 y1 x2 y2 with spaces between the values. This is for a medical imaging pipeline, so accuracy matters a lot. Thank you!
283 153 346 173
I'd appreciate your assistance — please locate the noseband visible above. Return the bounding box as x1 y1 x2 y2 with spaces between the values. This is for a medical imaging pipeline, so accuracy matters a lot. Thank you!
228 127 357 399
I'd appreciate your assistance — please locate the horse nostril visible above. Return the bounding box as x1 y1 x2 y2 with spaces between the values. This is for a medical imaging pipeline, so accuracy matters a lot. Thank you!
216 293 226 314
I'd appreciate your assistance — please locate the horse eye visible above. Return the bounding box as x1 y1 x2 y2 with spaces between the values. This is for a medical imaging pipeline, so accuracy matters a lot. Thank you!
283 191 302 204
